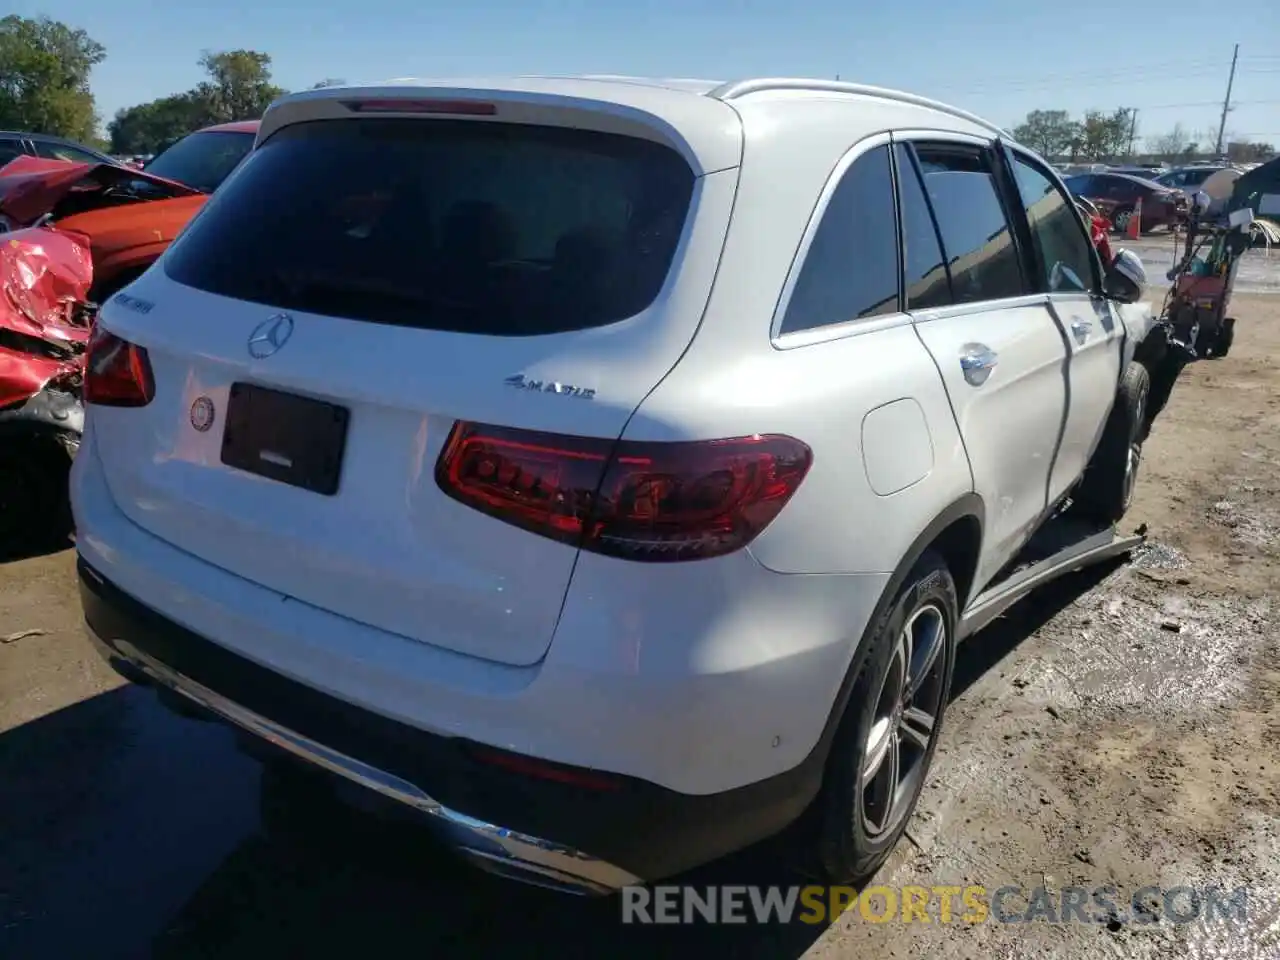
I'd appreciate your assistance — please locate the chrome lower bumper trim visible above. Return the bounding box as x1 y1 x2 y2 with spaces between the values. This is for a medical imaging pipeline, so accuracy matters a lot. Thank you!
90 633 640 896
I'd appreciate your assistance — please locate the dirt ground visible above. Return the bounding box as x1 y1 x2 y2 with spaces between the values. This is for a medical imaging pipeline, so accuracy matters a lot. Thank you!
1 295 1277 959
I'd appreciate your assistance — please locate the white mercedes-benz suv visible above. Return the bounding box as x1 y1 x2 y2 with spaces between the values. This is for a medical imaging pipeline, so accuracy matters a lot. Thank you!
73 75 1157 895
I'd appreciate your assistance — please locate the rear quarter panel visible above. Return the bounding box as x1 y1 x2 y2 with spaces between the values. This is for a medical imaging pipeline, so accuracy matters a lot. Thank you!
627 98 979 576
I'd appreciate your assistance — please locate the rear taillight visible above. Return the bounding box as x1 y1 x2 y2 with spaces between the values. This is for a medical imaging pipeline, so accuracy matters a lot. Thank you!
436 423 812 562
84 326 154 407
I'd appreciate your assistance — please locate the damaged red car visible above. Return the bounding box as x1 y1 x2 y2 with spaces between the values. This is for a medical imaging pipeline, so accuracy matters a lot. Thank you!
0 227 94 545
0 120 259 302
0 121 257 546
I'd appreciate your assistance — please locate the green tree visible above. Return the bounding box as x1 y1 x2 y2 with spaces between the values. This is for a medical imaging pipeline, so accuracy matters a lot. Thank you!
108 92 213 154
107 49 287 154
193 49 286 123
1011 109 1080 159
1077 109 1133 161
0 15 105 141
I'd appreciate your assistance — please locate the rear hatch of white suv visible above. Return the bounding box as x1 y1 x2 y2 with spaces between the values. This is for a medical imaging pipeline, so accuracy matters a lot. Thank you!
84 84 742 667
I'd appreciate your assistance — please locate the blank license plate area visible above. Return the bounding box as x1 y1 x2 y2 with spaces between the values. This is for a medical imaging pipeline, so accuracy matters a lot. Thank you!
220 383 349 495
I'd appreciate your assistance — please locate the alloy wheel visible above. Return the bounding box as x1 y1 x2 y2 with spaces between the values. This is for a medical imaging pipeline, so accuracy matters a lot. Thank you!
860 603 948 838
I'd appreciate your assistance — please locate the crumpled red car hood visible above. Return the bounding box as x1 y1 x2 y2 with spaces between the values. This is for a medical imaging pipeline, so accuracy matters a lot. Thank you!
0 155 200 226
0 226 94 409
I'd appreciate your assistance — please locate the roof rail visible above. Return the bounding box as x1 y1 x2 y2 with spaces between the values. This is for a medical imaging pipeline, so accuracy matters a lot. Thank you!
707 78 1008 138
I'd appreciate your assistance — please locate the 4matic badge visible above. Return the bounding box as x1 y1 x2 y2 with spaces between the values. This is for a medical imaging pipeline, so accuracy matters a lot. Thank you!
504 374 595 400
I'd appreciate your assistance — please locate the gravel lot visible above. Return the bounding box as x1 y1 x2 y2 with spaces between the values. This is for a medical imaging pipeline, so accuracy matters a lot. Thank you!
1 293 1277 960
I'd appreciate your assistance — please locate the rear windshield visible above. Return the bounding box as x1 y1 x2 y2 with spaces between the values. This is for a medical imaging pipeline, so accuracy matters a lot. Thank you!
163 118 696 336
144 131 255 193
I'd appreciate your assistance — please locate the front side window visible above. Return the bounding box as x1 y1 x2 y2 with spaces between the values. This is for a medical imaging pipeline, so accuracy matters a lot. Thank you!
912 144 1026 304
1101 177 1131 200
1010 154 1096 294
779 144 900 335
1064 174 1094 195
164 119 695 336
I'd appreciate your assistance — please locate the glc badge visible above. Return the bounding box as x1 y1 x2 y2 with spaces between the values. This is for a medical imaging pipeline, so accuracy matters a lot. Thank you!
190 396 216 432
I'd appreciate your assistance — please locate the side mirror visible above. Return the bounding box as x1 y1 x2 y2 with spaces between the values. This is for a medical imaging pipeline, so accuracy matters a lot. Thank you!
1103 248 1146 304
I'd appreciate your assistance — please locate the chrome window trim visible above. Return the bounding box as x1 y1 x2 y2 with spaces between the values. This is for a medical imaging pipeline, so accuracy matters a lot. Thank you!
909 292 1051 324
773 310 914 350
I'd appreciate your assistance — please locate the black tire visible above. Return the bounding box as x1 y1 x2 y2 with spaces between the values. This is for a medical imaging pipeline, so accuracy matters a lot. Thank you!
815 551 958 883
1110 206 1134 234
0 436 73 556
1074 362 1151 523
1211 317 1235 358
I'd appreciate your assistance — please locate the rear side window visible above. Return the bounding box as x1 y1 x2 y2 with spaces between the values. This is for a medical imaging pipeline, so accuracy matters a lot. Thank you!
1010 155 1096 294
33 140 101 164
894 144 953 310
164 119 695 336
912 144 1026 304
779 144 899 335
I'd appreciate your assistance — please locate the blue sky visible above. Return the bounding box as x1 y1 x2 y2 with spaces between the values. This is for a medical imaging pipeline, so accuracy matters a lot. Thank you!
15 0 1280 148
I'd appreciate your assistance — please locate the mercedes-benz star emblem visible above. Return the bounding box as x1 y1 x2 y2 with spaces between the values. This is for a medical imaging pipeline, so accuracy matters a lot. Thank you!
247 313 295 359
190 396 215 432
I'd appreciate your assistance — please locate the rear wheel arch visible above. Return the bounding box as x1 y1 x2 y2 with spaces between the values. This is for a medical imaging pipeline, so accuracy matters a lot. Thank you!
806 494 984 768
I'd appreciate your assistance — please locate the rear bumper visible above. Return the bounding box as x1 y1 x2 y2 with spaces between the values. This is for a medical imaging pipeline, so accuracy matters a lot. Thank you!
80 558 821 891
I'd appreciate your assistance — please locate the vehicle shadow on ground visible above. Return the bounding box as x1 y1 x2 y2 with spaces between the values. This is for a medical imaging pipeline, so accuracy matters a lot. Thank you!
0 562 1122 960
151 561 1126 959
0 524 73 565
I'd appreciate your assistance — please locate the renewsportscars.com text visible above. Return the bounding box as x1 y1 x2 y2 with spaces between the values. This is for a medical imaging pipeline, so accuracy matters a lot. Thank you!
620 884 1251 926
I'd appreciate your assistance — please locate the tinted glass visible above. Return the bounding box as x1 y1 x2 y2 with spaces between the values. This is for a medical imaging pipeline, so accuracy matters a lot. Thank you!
144 131 255 192
0 138 24 165
779 145 899 334
895 144 952 310
165 119 695 336
1010 155 1096 294
1064 175 1093 194
1100 176 1132 199
913 145 1025 304
1183 169 1213 186
33 140 101 164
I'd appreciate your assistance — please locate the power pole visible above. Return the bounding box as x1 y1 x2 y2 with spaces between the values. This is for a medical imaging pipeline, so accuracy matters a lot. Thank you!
1214 44 1239 158
1127 108 1138 156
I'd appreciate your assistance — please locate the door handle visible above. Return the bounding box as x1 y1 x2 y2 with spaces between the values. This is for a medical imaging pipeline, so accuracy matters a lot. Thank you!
959 344 998 386
1070 318 1093 343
